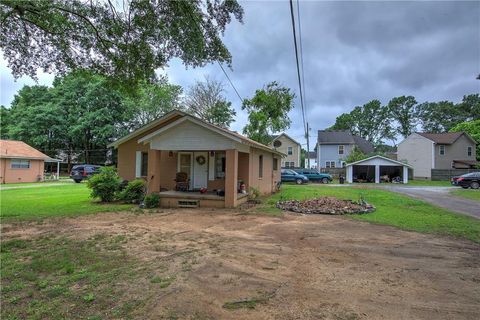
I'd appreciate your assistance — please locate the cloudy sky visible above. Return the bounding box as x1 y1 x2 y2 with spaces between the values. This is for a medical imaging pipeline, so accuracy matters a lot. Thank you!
1 0 479 148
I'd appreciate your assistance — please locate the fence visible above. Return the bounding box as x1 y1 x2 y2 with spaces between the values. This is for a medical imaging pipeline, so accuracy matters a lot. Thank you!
431 169 478 181
319 168 346 178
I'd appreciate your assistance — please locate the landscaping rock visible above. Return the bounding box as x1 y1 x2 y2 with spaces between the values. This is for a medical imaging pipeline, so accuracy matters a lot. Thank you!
276 197 375 215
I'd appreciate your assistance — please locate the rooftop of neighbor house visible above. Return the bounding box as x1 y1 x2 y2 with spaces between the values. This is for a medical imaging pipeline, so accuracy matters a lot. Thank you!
416 132 473 144
270 133 301 146
0 140 52 160
317 130 374 154
306 151 316 158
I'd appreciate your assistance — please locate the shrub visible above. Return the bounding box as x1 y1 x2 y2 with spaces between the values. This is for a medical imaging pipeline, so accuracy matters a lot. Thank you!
248 187 260 200
118 179 146 203
144 193 160 208
87 167 121 202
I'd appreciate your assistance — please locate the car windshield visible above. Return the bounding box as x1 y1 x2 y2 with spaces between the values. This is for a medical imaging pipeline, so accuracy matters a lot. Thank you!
72 165 83 170
283 169 297 175
462 172 480 178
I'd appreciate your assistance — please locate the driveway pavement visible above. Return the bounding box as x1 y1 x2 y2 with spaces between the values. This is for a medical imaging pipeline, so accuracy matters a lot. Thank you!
382 185 480 219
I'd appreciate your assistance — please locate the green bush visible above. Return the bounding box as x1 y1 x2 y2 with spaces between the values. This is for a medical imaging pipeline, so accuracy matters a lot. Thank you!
118 179 146 203
86 167 121 202
144 193 160 208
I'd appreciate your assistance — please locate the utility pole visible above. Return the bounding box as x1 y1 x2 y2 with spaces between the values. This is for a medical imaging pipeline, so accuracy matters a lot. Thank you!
306 122 310 168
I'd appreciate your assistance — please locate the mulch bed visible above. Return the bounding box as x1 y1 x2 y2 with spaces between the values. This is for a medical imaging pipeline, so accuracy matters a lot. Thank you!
276 197 375 215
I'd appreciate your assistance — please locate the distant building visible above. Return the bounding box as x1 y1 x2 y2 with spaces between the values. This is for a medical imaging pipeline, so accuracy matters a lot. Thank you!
304 151 318 169
270 133 301 168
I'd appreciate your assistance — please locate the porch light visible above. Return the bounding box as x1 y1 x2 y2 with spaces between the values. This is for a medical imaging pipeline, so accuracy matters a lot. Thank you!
210 151 215 157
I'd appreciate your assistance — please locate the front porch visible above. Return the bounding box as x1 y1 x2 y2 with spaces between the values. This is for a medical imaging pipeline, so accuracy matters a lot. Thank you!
157 190 248 208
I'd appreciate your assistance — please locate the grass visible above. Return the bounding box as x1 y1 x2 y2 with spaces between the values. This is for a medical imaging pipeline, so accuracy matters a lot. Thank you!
262 185 480 243
451 189 480 202
0 183 132 221
406 180 452 187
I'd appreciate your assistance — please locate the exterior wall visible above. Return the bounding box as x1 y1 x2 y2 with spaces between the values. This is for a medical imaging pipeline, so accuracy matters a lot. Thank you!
434 135 477 169
318 144 353 168
238 152 250 188
273 135 301 167
0 158 44 183
398 133 434 179
248 147 280 195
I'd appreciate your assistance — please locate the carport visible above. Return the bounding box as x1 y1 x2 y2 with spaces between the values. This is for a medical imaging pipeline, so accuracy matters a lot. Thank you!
346 155 412 184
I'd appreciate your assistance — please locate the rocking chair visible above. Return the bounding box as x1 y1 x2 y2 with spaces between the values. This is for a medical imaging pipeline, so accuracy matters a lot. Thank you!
175 172 190 191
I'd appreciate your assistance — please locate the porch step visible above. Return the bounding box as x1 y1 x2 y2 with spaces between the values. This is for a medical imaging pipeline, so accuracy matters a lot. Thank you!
177 200 199 208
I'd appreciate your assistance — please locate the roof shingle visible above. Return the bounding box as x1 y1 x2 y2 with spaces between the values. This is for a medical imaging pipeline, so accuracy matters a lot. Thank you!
417 132 465 144
0 140 51 160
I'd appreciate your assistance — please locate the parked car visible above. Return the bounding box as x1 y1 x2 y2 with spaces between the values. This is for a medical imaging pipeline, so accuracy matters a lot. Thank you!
294 169 332 184
451 172 480 189
70 165 102 183
281 169 309 184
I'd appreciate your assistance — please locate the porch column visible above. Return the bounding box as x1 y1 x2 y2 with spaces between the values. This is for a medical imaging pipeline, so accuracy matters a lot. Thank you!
403 166 409 184
375 165 380 183
225 149 238 208
147 149 161 194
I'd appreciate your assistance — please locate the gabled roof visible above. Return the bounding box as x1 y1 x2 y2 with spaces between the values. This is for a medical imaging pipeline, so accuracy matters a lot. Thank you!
271 133 301 146
345 155 412 167
317 130 374 153
306 151 316 158
0 140 52 160
416 132 473 145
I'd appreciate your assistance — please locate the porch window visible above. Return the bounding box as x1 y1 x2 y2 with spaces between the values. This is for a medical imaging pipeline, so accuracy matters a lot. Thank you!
259 155 263 178
467 146 472 157
11 159 30 169
215 152 226 178
141 152 148 177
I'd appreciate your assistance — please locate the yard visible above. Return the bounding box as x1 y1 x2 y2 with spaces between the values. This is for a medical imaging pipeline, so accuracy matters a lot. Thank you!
1 183 479 319
450 189 480 202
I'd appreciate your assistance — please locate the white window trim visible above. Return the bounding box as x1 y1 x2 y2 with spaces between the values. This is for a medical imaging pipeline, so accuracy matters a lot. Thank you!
439 145 445 155
10 159 31 169
325 160 336 168
287 146 293 155
338 145 345 155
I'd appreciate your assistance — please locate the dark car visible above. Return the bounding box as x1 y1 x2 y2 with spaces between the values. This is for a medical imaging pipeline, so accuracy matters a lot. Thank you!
70 165 102 183
294 169 332 184
451 172 480 189
281 169 309 184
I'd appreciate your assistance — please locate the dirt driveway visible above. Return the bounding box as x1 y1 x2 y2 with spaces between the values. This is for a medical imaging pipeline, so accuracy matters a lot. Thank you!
2 209 479 319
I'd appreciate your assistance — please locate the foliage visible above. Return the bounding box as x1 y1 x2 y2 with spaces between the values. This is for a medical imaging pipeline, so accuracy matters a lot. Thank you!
387 95 418 138
458 94 480 121
118 179 146 203
87 167 121 202
449 119 480 160
144 193 160 208
417 101 465 133
242 82 295 144
0 0 244 83
248 187 260 200
343 146 367 163
184 77 236 128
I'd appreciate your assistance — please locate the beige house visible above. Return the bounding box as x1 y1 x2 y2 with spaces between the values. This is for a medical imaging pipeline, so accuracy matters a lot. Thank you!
398 132 477 179
271 133 301 168
0 140 59 184
108 110 283 208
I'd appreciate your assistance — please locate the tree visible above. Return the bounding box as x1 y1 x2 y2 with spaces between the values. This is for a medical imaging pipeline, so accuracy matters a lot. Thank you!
344 146 366 163
328 113 354 131
450 120 480 161
387 95 418 139
0 106 10 139
458 94 480 121
124 76 183 130
417 101 465 133
0 0 243 83
242 82 295 145
184 77 236 128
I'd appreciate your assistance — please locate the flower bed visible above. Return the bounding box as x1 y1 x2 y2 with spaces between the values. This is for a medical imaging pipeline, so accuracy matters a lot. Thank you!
276 197 375 215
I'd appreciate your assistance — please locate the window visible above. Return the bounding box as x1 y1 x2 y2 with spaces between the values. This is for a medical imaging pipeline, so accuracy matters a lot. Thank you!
467 146 472 157
284 161 295 168
338 145 344 155
259 155 263 178
215 152 226 178
11 159 30 169
273 158 278 170
439 145 445 155
141 153 148 176
325 161 336 168
287 146 293 155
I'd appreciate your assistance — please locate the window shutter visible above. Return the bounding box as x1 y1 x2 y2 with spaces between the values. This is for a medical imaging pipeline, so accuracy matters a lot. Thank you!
135 151 142 178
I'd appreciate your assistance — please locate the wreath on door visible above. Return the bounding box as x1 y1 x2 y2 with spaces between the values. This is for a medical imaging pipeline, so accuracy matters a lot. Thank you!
196 155 206 165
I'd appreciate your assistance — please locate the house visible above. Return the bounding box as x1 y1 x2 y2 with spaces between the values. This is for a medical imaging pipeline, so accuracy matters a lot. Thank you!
304 151 318 169
316 130 374 169
270 133 301 168
0 140 59 184
398 132 478 179
108 110 283 208
345 155 411 184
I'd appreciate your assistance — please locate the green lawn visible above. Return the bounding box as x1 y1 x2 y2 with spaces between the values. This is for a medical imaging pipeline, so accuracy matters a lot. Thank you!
406 180 452 187
263 185 480 243
0 183 132 221
450 189 480 202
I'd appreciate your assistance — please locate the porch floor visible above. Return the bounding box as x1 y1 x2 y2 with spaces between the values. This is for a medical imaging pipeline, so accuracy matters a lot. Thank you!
158 190 248 201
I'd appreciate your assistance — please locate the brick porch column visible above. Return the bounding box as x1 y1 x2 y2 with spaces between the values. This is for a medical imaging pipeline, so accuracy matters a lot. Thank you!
225 149 238 208
147 149 161 193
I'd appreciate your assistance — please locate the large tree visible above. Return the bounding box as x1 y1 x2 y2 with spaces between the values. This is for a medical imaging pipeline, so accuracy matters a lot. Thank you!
387 95 418 139
417 101 465 133
0 0 243 82
242 82 295 145
184 77 236 128
458 94 480 121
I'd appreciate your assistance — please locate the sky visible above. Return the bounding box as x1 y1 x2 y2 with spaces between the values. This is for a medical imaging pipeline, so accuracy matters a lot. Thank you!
1 0 479 149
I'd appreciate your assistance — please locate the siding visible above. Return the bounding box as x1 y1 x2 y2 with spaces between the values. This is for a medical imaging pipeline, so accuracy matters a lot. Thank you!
434 135 477 169
272 135 301 167
398 133 433 179
318 144 352 168
0 158 45 183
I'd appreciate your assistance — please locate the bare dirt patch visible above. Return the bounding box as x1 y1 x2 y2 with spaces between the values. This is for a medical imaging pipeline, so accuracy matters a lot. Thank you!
2 209 479 319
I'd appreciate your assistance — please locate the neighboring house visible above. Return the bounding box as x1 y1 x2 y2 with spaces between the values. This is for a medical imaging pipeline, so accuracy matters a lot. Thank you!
398 132 478 179
304 151 318 169
316 130 374 169
0 140 59 184
108 110 283 208
346 155 412 184
270 133 301 168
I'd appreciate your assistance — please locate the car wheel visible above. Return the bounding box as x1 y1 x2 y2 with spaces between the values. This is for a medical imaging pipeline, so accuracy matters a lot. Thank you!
471 182 479 189
296 178 303 185
461 186 469 189
74 179 82 183
321 177 329 184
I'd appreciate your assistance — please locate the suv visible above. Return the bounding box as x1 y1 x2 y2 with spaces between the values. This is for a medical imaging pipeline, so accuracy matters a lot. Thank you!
70 165 102 183
281 169 309 184
294 169 332 184
451 172 480 189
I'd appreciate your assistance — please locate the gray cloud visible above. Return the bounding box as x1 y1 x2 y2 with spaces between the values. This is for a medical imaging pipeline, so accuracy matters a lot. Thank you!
1 0 479 148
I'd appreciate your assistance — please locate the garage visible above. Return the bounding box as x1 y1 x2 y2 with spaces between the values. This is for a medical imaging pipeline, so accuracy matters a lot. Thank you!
346 155 412 184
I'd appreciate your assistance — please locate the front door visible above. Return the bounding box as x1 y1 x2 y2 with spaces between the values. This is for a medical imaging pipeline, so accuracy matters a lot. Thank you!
193 152 208 189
